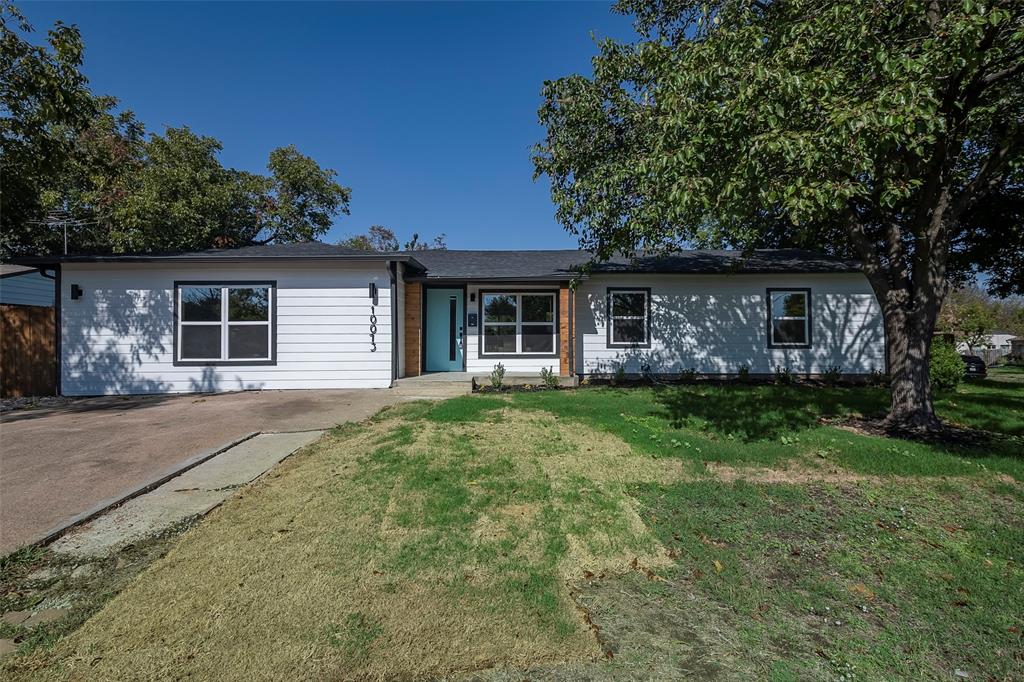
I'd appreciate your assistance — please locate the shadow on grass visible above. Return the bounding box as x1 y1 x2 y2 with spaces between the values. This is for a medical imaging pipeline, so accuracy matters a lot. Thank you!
652 384 889 442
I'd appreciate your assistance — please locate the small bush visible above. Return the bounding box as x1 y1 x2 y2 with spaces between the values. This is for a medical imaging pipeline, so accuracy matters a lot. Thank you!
490 362 506 389
612 365 626 386
867 368 889 388
539 366 559 389
681 367 698 383
822 365 842 387
773 365 794 385
737 365 750 382
930 341 965 391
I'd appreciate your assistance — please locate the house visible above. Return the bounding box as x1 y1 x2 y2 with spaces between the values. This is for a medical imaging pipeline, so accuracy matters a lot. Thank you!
956 331 1019 356
0 265 55 307
14 243 886 395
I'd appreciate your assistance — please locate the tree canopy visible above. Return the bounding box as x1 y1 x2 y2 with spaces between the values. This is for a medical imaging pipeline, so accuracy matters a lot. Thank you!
535 0 1023 430
0 3 350 258
338 225 447 252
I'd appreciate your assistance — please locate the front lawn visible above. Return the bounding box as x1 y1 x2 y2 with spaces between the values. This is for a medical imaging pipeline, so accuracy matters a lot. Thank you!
3 379 1022 680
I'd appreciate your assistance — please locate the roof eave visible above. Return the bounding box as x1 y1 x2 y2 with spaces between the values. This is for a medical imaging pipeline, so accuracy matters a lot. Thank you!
11 253 426 269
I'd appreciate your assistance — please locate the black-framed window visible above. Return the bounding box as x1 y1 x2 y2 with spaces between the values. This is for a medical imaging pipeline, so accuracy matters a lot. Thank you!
175 282 276 365
480 291 557 357
607 288 651 348
766 288 812 348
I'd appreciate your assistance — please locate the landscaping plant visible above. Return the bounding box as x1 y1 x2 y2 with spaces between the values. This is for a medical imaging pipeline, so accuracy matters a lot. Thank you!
930 340 966 391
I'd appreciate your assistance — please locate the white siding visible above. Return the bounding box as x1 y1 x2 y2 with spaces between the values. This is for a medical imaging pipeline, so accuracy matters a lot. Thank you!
60 262 394 395
0 271 55 307
465 283 562 374
576 273 884 376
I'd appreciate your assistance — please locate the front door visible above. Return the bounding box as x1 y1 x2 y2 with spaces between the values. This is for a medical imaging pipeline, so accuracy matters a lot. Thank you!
425 288 464 372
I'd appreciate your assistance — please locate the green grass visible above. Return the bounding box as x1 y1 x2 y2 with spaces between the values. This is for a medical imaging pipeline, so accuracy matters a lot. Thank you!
506 381 1024 479
6 380 1022 680
633 479 1024 680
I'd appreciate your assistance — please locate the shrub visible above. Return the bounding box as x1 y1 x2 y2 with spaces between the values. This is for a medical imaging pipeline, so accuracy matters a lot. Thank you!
930 341 965 391
612 365 626 386
822 365 842 386
867 368 889 388
681 367 698 383
539 366 559 389
773 365 794 385
737 365 750 382
490 362 506 389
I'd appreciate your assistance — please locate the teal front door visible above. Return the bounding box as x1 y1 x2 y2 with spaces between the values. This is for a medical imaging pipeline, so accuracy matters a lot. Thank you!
425 288 464 372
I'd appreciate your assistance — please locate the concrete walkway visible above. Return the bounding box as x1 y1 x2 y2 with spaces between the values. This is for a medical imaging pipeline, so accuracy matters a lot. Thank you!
51 431 323 558
1 385 469 554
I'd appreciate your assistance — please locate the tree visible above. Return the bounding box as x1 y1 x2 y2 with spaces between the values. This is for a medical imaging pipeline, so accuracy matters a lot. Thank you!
0 2 98 256
403 232 447 251
1 2 350 258
938 287 998 352
338 226 446 251
534 0 1024 432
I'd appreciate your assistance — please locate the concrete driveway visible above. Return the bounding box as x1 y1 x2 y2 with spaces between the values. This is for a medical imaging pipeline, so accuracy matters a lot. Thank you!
0 386 461 554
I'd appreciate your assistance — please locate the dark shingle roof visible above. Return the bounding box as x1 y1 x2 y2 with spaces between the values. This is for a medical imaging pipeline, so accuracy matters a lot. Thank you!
13 243 861 278
13 242 424 267
408 248 860 280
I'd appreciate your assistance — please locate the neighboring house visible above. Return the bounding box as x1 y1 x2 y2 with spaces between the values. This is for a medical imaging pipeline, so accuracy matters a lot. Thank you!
0 265 55 307
14 244 886 396
956 331 1018 356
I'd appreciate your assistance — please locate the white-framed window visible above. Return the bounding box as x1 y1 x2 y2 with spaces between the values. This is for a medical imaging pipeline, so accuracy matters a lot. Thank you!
607 288 650 347
176 282 275 364
481 291 557 356
767 288 811 348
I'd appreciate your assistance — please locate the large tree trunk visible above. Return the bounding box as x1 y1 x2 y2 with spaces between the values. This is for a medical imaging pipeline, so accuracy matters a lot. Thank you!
880 298 943 433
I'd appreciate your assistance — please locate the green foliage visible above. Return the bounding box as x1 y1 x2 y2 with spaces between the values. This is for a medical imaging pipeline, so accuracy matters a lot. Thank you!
0 3 97 256
773 365 794 385
338 225 447 252
534 0 1024 425
930 341 966 391
612 364 626 385
0 3 350 258
490 362 506 389
539 366 559 389
939 286 1024 348
822 365 842 387
737 365 750 382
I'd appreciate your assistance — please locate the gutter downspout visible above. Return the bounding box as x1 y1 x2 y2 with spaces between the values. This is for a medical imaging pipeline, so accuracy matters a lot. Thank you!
388 261 398 385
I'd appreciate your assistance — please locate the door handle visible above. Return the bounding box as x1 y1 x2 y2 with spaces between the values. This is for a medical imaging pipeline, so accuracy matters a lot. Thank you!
458 326 464 348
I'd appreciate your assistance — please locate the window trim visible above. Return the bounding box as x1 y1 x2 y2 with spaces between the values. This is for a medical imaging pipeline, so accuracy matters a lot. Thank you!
606 287 652 349
766 287 812 349
478 289 560 359
173 280 278 367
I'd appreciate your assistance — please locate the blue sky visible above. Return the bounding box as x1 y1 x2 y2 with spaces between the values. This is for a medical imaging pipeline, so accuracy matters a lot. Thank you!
20 1 636 249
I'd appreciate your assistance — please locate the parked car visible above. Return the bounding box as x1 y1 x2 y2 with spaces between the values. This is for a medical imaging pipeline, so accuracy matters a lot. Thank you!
960 355 987 379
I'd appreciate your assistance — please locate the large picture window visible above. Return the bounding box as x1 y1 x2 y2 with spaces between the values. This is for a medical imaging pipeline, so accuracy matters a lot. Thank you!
481 291 557 356
176 282 276 364
767 288 811 348
607 288 651 348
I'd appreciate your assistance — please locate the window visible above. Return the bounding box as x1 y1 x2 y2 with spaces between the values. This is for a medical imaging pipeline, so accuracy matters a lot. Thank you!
767 289 811 348
176 282 275 364
481 291 557 356
607 288 650 347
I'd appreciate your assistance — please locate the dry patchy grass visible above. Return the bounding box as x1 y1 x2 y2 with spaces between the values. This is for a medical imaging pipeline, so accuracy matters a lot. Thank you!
6 403 679 681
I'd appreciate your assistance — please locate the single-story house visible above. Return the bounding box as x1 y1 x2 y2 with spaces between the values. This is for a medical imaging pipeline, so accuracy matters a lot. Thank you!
956 331 1018 356
0 265 55 307
14 243 886 395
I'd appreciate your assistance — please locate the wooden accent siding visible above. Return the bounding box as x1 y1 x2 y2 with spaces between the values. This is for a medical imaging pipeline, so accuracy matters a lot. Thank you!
559 285 570 376
404 282 423 377
1 304 56 398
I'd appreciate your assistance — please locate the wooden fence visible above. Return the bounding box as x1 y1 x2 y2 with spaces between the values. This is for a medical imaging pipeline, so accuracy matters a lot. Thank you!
1 304 56 398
